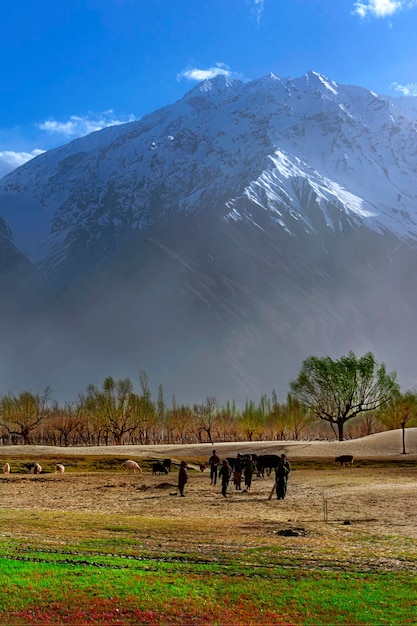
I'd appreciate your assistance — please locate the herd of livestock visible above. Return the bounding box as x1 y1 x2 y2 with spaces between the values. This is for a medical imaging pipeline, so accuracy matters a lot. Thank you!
2 453 354 477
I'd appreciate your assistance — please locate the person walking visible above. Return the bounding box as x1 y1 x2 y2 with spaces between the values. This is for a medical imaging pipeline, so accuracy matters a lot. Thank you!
233 453 244 490
275 454 291 500
244 454 255 491
208 450 220 485
219 459 232 497
178 460 188 497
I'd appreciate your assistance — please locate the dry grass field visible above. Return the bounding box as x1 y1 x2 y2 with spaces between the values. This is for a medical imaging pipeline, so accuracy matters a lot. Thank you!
1 429 416 570
0 429 416 624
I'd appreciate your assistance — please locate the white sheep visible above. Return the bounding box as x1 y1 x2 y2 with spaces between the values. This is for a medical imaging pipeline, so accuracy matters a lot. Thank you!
30 463 42 475
122 460 142 473
55 463 65 474
3 462 10 474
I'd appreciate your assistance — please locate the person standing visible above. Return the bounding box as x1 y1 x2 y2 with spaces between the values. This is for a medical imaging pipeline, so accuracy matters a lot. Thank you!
208 450 220 485
275 454 291 500
244 454 255 491
219 459 232 497
178 460 188 497
233 453 243 490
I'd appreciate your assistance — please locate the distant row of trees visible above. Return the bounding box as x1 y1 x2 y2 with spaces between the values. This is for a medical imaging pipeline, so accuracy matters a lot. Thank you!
0 353 416 448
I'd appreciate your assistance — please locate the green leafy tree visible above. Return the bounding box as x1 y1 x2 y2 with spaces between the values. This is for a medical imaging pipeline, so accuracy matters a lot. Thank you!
238 399 265 441
131 393 157 444
0 387 53 444
265 391 289 440
285 394 312 440
377 391 417 454
290 351 399 441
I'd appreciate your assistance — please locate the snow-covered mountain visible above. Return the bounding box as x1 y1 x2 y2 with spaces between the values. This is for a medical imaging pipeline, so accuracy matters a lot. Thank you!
0 71 416 402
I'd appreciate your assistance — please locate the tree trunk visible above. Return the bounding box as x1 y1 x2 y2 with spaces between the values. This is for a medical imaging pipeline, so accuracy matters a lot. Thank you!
337 421 344 442
402 421 406 454
22 430 31 445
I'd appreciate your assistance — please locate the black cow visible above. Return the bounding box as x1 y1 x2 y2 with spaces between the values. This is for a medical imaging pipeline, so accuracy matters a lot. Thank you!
225 457 237 470
256 454 281 477
225 455 258 472
163 458 172 472
152 462 169 475
22 463 36 473
335 455 354 468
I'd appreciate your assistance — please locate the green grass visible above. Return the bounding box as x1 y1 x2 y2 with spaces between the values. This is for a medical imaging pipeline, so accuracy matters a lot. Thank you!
1 458 416 624
0 541 416 624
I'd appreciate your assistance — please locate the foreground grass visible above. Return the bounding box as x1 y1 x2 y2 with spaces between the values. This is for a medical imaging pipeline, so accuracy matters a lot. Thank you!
0 553 416 625
1 509 416 625
1 460 416 624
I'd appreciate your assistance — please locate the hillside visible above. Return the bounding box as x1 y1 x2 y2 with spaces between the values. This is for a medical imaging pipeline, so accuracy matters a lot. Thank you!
0 73 416 402
1 428 416 461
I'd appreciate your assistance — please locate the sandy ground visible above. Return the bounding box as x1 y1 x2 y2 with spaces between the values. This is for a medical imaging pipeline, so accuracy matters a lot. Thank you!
1 427 417 460
1 430 416 557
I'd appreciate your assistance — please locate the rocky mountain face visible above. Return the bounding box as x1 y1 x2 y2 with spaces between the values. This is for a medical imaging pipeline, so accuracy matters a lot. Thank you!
0 72 417 403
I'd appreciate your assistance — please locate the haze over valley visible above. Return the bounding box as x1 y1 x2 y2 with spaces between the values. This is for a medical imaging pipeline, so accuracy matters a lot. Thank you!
0 72 417 404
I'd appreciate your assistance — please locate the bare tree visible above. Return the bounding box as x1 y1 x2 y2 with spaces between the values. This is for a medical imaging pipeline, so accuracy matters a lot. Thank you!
192 396 219 444
0 387 53 444
52 401 84 447
85 377 138 445
166 405 194 443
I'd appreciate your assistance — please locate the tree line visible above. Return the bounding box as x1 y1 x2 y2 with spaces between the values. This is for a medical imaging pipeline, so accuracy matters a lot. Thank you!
0 353 416 447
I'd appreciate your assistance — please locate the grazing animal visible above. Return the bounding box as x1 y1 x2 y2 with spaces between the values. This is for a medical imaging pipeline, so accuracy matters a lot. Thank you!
122 460 142 473
55 464 65 474
199 463 207 472
31 463 42 475
152 462 168 475
225 457 237 470
3 462 10 474
256 454 281 477
162 458 172 472
335 455 354 468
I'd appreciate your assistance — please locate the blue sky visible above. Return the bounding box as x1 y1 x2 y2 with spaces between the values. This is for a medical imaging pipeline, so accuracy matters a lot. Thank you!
1 0 417 177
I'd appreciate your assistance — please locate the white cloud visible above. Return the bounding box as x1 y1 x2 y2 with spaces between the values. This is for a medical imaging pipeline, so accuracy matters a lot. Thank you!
37 110 136 138
0 149 45 179
254 0 265 25
390 81 417 96
177 63 232 82
353 0 417 18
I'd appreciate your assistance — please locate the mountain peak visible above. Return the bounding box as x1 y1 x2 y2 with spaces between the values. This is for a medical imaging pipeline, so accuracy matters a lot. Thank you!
184 73 242 98
302 70 339 95
0 70 417 402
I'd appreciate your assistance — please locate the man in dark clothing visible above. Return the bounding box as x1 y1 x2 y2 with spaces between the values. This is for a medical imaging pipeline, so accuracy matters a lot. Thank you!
178 460 188 496
244 454 255 491
219 459 232 497
275 454 291 500
208 450 220 485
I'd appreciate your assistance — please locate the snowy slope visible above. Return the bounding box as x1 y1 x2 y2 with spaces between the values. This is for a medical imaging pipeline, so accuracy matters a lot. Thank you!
1 71 416 275
0 72 417 402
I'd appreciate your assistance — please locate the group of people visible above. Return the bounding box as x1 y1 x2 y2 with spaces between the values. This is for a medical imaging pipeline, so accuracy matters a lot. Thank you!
209 450 257 497
177 451 291 499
